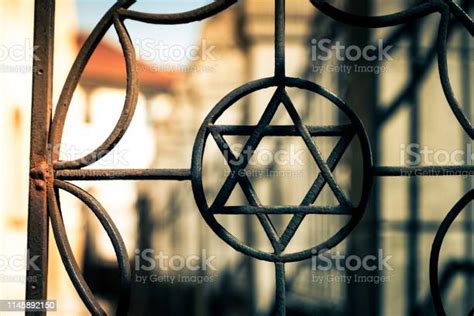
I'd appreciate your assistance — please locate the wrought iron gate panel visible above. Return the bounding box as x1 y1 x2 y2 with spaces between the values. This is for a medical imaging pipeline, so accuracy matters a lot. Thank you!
25 0 473 315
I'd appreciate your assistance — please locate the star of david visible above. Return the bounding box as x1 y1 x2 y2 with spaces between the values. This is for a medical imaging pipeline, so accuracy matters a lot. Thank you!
207 87 356 253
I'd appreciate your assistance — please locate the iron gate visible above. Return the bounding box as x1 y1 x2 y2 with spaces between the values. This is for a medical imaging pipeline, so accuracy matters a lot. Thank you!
25 0 473 315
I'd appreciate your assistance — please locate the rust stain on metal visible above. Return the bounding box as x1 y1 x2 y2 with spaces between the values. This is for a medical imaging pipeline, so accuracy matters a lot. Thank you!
30 161 53 191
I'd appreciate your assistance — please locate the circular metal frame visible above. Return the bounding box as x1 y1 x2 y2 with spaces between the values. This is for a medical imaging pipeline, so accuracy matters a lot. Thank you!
191 76 373 262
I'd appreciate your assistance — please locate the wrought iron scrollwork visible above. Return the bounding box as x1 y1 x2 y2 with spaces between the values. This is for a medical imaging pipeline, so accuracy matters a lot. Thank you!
26 0 473 315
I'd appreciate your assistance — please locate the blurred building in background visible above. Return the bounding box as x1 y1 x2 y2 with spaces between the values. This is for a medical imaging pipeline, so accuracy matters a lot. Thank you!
0 0 472 315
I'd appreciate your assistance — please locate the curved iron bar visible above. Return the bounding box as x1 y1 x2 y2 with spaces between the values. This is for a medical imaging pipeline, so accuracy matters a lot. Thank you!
429 190 474 316
50 1 131 167
437 7 474 139
376 0 473 124
53 13 139 170
50 0 240 171
309 0 472 33
309 0 439 27
418 260 474 314
49 180 131 315
48 186 105 315
305 0 470 124
117 0 238 25
444 0 474 34
309 0 474 138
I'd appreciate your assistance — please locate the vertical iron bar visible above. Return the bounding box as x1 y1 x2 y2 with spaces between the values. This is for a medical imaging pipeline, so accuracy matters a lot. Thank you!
25 0 55 313
275 0 285 80
407 17 420 316
272 0 286 260
274 2 286 312
274 262 286 316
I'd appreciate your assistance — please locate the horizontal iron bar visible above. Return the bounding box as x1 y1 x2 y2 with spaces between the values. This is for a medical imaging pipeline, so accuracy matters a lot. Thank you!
374 166 474 177
382 219 469 232
214 205 351 215
56 169 191 181
210 124 352 136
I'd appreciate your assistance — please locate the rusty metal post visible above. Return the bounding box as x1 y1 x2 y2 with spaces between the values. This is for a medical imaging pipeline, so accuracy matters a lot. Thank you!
25 0 55 312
